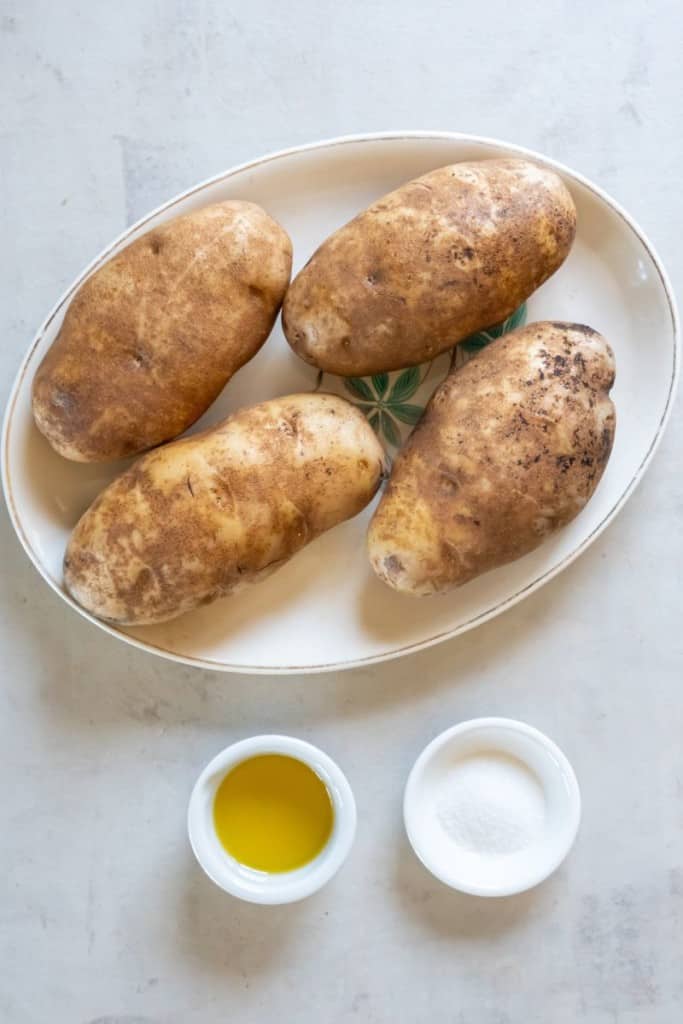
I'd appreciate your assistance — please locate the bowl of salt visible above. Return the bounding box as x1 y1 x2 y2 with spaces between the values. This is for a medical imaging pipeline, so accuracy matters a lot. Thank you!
403 718 581 897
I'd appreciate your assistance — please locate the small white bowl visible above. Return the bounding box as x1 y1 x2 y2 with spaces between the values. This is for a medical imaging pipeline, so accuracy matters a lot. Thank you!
404 718 581 897
188 734 356 904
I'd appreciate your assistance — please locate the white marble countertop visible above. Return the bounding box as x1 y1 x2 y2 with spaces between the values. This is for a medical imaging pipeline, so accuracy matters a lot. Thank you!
1 3 681 1022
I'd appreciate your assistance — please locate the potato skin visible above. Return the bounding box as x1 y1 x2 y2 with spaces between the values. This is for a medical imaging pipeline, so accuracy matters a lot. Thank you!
33 201 292 462
64 394 386 625
283 160 576 376
367 322 616 596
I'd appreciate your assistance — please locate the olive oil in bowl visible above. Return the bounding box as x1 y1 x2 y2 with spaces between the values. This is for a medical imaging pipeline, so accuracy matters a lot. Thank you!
188 735 356 903
213 754 334 872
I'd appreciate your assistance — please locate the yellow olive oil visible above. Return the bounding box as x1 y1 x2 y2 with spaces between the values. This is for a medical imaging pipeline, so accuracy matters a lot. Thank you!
213 754 334 872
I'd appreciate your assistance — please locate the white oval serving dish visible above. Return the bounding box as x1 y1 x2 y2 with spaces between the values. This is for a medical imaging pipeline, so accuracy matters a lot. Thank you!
2 132 679 673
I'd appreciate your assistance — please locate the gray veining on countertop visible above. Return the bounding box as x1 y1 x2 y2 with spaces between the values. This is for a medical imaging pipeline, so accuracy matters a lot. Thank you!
1 2 682 1022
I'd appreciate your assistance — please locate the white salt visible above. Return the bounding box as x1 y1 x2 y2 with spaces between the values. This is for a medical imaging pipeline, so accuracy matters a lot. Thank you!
436 752 546 857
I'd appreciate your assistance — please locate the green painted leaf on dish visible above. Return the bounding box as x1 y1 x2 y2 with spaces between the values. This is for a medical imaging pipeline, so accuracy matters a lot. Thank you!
460 302 527 353
371 373 389 398
380 411 402 449
368 411 381 432
344 377 375 402
390 402 424 426
388 366 421 403
460 331 494 353
353 403 375 417
502 302 527 333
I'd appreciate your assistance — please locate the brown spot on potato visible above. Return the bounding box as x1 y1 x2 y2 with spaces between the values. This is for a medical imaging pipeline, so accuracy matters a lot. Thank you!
131 350 148 369
600 424 615 460
383 555 404 577
135 567 155 591
439 467 460 492
278 416 300 439
551 322 598 337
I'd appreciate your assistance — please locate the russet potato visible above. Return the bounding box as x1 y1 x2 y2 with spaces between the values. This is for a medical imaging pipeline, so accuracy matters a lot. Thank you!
367 322 616 595
33 200 292 462
64 393 387 624
283 159 576 375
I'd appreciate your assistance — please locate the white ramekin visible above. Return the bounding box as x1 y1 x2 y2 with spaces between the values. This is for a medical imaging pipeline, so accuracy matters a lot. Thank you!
404 717 581 897
188 734 356 904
